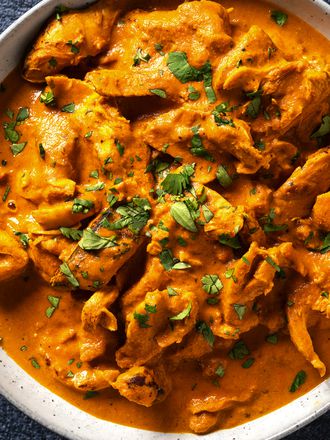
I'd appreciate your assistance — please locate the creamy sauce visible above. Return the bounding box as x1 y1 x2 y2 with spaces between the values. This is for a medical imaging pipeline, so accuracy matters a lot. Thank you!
0 0 329 434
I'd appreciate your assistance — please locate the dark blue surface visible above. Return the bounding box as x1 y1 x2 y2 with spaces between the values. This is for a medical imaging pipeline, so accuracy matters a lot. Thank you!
0 1 329 439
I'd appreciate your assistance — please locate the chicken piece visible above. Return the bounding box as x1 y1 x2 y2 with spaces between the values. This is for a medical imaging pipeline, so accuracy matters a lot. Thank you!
38 293 120 390
88 0 232 101
222 177 272 218
135 106 265 181
78 326 111 363
121 256 169 317
113 365 171 407
116 288 199 369
273 148 330 222
23 0 120 82
78 286 119 362
51 201 149 291
16 176 76 205
166 332 213 367
9 97 79 205
250 61 330 138
47 75 152 193
263 140 298 181
214 25 286 92
312 192 330 231
202 185 245 238
32 197 101 230
28 233 72 282
86 67 184 102
189 388 254 434
72 368 120 391
212 242 291 338
101 0 231 70
81 286 119 332
0 230 29 282
289 247 330 293
287 282 328 377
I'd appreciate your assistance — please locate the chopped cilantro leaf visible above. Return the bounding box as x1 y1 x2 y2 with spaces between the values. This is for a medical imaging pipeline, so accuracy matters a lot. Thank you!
271 10 288 27
289 370 306 392
79 228 117 251
196 320 215 347
201 274 223 295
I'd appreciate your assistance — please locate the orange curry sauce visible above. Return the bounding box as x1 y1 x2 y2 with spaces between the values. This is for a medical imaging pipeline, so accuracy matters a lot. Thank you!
0 0 329 434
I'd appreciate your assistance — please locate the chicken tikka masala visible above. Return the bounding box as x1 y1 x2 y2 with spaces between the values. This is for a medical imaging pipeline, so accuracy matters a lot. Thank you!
0 0 329 434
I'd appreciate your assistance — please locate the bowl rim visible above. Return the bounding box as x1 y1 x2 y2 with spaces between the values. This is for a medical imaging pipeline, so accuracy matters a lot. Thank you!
0 0 329 439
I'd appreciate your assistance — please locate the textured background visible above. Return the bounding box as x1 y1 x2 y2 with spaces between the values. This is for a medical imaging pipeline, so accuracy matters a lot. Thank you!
0 0 329 439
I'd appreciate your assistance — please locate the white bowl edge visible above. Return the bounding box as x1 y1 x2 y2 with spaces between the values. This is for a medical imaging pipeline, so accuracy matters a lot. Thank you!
0 0 329 439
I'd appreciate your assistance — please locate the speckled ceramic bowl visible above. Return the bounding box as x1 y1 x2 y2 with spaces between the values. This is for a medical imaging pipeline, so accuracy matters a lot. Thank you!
0 1 329 439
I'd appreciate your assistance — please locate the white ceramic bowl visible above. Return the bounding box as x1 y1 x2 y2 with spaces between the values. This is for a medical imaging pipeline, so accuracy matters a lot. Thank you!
0 1 329 439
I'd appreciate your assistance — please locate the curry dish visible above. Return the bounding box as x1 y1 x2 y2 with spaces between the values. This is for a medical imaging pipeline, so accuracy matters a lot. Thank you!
0 0 329 434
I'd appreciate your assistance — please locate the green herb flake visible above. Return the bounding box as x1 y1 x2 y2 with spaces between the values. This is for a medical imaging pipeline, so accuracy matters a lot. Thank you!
229 340 250 360
172 261 191 270
14 231 29 248
30 357 41 369
61 103 75 113
177 236 187 247
20 345 28 352
233 304 247 320
159 248 175 271
265 256 285 278
170 201 197 232
266 333 278 344
66 40 80 54
60 227 83 241
149 88 167 99
105 197 151 235
55 5 69 20
225 268 238 282
215 364 225 377
216 165 232 188
154 43 165 55
167 287 178 296
49 57 57 67
133 312 151 328
271 10 288 27
133 48 151 66
242 357 255 369
170 302 192 321
40 90 55 106
246 90 262 119
79 228 117 251
16 108 29 122
2 185 10 202
188 86 200 101
321 291 329 299
311 115 330 139
145 304 157 314
115 139 125 156
38 143 46 159
11 142 27 156
83 390 99 400
289 370 307 393
60 262 80 288
319 233 330 254
167 51 202 83
72 198 94 214
219 234 241 249
242 256 250 265
201 274 223 295
86 182 105 192
196 320 215 347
